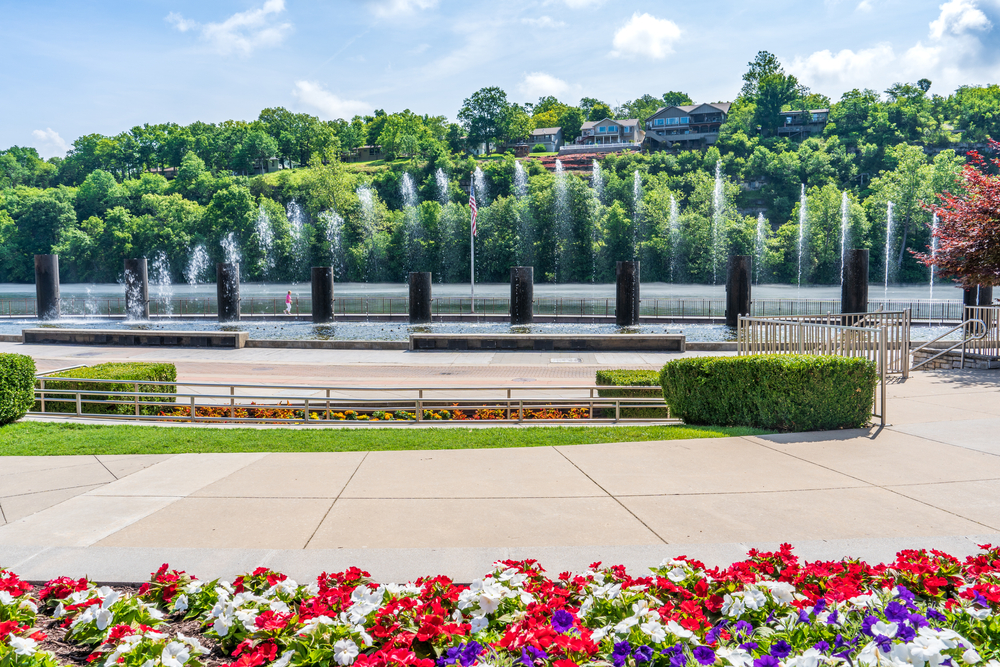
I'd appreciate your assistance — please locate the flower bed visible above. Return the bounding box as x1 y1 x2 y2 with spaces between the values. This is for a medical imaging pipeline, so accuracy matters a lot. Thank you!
3 545 1000 667
155 406 590 422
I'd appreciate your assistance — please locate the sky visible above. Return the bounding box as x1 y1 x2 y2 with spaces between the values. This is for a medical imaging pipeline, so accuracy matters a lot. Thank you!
2 0 1000 159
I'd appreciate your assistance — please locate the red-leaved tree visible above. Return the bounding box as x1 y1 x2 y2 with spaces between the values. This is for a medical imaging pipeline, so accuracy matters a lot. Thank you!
915 138 1000 286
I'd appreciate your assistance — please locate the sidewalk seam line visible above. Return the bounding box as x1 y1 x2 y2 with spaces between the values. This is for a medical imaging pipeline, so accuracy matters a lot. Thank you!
94 455 120 481
749 437 1000 532
2 483 108 500
303 451 369 549
551 446 669 545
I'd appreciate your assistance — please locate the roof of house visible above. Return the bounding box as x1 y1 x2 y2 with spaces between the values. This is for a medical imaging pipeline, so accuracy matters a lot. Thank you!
778 108 831 115
582 118 640 130
531 127 561 135
645 102 733 121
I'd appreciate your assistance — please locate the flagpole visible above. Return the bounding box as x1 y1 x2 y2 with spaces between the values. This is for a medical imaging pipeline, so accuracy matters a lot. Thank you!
470 172 476 314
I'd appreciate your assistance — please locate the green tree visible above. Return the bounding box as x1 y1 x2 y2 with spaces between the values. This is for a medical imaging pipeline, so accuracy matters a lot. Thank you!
458 87 511 154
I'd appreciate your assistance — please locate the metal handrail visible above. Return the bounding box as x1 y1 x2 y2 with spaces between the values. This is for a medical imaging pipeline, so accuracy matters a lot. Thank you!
910 319 987 371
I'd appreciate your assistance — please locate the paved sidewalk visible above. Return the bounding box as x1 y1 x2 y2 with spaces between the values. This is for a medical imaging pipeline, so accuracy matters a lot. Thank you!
2 368 1000 581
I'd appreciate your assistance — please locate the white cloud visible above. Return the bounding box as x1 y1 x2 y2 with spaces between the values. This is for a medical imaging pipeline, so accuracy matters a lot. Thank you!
558 0 605 6
166 0 291 56
610 12 681 59
31 128 69 159
522 16 565 29
788 0 1000 96
518 72 572 99
293 81 372 120
855 0 874 12
368 0 438 18
929 0 991 38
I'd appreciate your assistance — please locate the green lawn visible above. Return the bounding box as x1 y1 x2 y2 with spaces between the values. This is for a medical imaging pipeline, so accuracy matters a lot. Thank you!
0 422 767 456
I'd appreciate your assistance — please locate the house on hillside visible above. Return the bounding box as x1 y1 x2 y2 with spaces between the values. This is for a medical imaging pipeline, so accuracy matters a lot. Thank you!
342 145 384 163
643 102 731 151
577 119 644 146
530 127 563 152
777 109 830 138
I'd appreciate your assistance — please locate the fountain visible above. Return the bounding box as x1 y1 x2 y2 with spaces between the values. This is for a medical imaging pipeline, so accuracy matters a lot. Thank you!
554 160 569 281
185 245 209 286
435 168 450 206
669 195 680 283
356 185 379 281
150 251 173 316
123 258 148 321
797 184 807 290
929 212 939 301
591 160 604 203
712 161 724 285
514 162 529 200
885 201 894 300
473 167 489 205
221 232 241 266
319 210 345 279
255 204 274 278
754 213 767 285
401 173 422 276
839 192 849 286
286 200 307 278
632 170 642 260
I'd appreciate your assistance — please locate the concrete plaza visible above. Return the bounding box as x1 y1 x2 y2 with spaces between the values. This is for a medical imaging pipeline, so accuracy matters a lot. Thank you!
2 341 1000 582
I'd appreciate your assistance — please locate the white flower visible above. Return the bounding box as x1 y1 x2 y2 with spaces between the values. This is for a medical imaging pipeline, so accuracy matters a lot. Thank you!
721 594 745 617
469 616 489 634
297 615 334 636
872 620 898 638
177 633 207 655
639 620 666 643
213 613 232 637
966 606 992 620
161 642 191 667
613 615 639 634
273 650 294 667
758 581 796 605
590 626 610 642
0 591 14 605
334 639 359 666
184 580 205 594
666 567 688 583
665 620 694 641
964 649 983 665
172 594 189 613
716 647 753 667
8 635 38 656
784 649 823 667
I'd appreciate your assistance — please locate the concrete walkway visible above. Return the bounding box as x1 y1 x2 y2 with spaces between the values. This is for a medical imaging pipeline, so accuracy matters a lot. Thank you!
3 341 1000 581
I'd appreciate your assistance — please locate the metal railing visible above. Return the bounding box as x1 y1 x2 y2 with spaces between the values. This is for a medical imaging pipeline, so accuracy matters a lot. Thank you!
962 306 1000 358
30 376 677 425
739 310 910 377
910 319 988 371
737 315 888 425
0 296 967 322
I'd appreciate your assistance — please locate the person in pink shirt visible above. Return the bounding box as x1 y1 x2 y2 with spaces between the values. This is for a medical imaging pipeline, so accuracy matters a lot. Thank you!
284 290 292 315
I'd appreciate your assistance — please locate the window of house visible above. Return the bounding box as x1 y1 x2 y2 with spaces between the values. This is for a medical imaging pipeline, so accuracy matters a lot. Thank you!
656 118 664 126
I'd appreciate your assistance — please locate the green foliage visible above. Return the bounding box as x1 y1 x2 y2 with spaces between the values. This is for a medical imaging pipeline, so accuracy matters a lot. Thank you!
0 353 36 426
660 354 878 430
531 144 547 153
595 369 666 419
38 362 177 416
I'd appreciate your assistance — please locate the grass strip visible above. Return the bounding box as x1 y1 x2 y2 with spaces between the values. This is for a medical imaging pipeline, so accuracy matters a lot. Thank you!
0 422 768 456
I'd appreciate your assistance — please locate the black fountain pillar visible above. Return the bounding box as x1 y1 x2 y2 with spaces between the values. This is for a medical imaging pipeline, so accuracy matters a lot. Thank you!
311 267 335 324
409 272 432 324
34 254 60 320
963 285 994 308
842 249 869 323
725 255 751 328
510 266 533 325
615 260 640 327
124 258 149 320
217 263 241 323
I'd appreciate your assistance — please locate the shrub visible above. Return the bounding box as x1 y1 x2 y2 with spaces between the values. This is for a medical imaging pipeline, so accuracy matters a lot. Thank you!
596 369 668 419
531 143 547 153
38 362 177 416
660 355 877 431
0 353 36 425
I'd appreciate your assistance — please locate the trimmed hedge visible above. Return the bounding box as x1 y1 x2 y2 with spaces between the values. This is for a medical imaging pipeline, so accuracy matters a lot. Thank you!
37 362 177 416
660 354 877 431
596 369 668 419
0 353 36 425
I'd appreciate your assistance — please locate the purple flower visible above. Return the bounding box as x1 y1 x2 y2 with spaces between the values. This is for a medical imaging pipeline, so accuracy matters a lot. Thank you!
739 643 758 652
896 586 915 603
896 624 916 642
909 612 929 628
693 646 716 666
813 641 830 653
862 615 879 636
459 642 483 667
813 599 827 615
927 609 946 623
733 621 753 639
613 641 632 667
521 647 547 667
770 641 792 659
634 646 655 664
826 610 839 625
884 601 909 623
754 657 780 667
797 609 811 625
551 609 574 633
669 653 688 667
875 635 893 653
974 592 990 608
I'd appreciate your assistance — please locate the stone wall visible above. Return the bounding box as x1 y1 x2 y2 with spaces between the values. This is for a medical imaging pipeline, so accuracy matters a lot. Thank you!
911 347 1000 370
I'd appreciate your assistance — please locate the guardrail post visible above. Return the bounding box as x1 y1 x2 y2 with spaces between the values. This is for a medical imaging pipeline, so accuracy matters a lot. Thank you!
190 396 196 421
615 400 620 422
230 386 236 419
40 379 45 413
518 400 523 423
304 398 310 422
134 382 140 416
880 325 887 426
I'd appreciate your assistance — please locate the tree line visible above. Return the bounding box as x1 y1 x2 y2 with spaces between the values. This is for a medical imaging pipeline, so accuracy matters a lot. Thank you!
0 51 996 286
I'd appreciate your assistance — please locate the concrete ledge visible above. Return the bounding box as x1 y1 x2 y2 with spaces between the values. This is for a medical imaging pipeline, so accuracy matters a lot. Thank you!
0 334 23 343
22 329 248 349
246 339 409 350
410 333 685 352
686 342 736 351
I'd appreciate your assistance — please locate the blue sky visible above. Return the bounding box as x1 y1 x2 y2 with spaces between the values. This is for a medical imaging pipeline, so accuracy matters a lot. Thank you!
3 0 999 158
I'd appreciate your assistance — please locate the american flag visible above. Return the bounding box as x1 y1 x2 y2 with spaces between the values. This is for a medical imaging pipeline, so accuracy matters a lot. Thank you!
469 177 478 237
